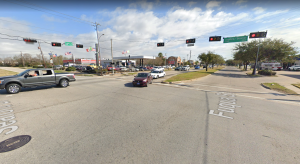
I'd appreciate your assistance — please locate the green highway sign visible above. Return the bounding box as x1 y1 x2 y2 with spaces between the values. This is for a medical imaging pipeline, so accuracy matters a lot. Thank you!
65 42 73 46
223 36 248 43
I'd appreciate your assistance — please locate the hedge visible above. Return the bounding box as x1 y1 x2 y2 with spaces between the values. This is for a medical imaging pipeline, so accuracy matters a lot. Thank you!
66 67 76 71
258 70 276 75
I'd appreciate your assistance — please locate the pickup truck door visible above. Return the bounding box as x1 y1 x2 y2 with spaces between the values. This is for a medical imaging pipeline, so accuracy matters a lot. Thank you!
40 70 56 85
22 70 43 87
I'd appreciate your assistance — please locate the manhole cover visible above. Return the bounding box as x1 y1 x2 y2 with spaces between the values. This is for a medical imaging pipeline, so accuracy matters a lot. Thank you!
0 135 31 153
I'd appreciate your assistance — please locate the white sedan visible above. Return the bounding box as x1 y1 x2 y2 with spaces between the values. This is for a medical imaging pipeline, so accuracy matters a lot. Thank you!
151 70 166 79
288 65 300 71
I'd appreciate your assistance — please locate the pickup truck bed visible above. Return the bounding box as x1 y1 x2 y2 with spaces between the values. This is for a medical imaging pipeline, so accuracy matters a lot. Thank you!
0 68 76 94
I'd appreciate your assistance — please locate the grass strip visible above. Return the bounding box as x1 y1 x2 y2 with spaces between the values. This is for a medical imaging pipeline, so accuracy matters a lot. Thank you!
262 83 298 95
75 74 94 76
0 69 18 77
54 70 68 73
292 84 300 89
165 67 222 83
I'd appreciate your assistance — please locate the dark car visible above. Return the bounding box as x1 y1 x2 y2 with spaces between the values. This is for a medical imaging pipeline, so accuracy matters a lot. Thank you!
86 66 94 71
132 73 153 87
175 67 182 71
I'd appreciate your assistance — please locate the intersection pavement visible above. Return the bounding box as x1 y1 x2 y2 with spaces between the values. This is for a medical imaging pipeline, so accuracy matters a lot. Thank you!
0 66 300 163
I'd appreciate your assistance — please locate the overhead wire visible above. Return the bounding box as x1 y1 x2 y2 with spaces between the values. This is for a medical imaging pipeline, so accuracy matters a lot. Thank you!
4 0 94 26
16 0 95 24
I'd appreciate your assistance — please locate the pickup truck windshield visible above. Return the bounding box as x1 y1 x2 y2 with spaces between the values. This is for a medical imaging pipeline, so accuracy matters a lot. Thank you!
16 70 29 76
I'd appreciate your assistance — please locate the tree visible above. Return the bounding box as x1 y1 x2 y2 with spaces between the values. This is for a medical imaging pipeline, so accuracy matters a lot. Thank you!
226 59 235 66
195 61 199 65
233 38 298 74
198 51 214 71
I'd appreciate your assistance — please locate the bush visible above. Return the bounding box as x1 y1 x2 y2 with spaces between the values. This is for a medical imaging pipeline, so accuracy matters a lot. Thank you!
33 65 44 68
258 70 276 75
66 67 76 71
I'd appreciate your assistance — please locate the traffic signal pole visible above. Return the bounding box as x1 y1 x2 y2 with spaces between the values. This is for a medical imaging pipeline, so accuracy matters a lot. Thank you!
111 39 114 75
20 51 25 67
253 39 260 75
38 42 46 68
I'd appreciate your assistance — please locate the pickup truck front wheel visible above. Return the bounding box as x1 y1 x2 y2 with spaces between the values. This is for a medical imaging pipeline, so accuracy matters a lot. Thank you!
59 79 69 87
6 83 21 94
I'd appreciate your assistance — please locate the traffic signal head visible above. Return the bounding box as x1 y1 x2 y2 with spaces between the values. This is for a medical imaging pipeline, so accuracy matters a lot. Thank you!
249 32 267 38
76 44 83 48
51 42 61 47
157 42 164 47
186 39 196 44
209 36 221 42
23 38 37 43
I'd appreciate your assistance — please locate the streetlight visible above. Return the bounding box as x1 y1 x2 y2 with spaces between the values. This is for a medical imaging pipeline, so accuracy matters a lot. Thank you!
97 34 104 67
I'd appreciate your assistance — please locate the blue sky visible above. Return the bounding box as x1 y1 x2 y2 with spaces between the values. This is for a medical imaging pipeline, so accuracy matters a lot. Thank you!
0 0 300 61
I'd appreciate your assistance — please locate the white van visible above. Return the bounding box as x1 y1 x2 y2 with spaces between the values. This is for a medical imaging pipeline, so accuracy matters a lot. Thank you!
261 63 282 71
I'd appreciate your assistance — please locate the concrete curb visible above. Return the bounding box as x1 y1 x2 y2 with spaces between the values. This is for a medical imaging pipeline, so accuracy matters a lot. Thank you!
292 84 300 90
261 83 271 90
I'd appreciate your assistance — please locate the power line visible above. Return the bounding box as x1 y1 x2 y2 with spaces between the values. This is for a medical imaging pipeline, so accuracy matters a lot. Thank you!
0 18 73 35
4 0 94 25
15 0 95 24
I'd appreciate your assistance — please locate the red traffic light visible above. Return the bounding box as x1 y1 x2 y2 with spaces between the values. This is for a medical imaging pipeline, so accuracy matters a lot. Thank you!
51 42 61 47
23 38 37 43
249 32 267 38
209 36 221 42
157 42 164 47
76 44 83 48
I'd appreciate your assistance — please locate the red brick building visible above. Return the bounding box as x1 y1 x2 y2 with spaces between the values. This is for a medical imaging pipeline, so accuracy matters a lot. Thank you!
166 56 182 66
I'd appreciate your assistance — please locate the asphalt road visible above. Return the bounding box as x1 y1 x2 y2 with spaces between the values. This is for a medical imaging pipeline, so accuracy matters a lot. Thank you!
1 66 300 163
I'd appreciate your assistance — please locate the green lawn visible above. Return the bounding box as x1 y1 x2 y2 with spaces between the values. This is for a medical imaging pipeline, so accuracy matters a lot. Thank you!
54 70 67 73
292 83 300 89
262 83 298 95
165 67 223 82
0 69 18 77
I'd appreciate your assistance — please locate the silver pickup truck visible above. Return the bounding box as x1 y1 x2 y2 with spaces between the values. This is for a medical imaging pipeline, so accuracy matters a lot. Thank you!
0 69 76 94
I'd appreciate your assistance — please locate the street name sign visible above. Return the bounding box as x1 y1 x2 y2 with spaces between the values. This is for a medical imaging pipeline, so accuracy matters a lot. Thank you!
187 43 194 46
65 42 73 46
223 36 248 43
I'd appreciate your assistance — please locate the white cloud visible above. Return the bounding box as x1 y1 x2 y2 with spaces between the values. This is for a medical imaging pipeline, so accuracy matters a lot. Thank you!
188 1 197 7
235 0 247 5
254 10 289 22
253 7 266 14
206 1 221 9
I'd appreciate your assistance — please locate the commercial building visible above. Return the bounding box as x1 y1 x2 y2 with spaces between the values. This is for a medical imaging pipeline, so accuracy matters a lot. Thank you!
63 58 136 67
166 56 182 67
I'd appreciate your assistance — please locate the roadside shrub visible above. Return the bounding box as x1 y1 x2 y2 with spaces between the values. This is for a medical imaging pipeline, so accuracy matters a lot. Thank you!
33 65 44 68
258 70 276 76
66 67 76 71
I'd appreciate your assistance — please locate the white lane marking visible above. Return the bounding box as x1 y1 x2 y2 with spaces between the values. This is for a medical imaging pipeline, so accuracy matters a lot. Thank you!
6 95 12 97
153 83 300 106
190 84 270 94
0 101 19 135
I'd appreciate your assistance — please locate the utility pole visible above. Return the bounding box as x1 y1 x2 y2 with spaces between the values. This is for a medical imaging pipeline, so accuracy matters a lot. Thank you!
165 53 167 66
38 42 46 68
111 39 114 75
20 51 25 67
190 50 191 61
253 39 261 75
